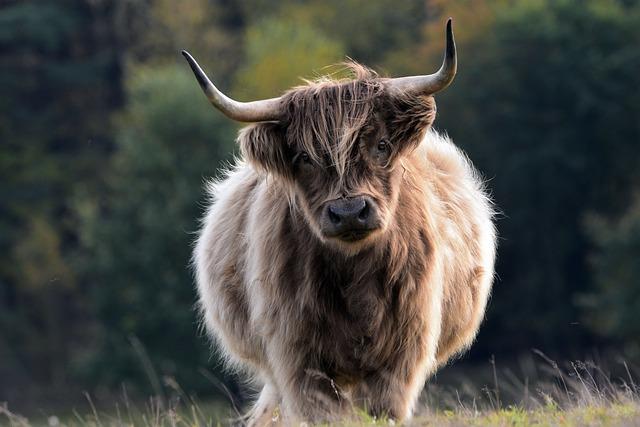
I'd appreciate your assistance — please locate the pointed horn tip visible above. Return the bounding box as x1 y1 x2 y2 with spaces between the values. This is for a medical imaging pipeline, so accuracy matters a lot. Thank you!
181 50 197 66
445 18 456 60
181 50 197 70
180 50 213 95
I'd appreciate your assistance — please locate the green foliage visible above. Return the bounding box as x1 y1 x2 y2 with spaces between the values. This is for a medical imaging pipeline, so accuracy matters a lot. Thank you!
0 0 124 396
0 3 80 52
233 17 344 99
234 0 427 69
582 198 640 356
75 65 235 392
128 0 243 84
286 0 427 66
434 0 640 354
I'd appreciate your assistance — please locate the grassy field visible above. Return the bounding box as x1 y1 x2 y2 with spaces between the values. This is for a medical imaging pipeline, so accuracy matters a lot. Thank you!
3 354 639 426
414 403 640 426
3 401 640 427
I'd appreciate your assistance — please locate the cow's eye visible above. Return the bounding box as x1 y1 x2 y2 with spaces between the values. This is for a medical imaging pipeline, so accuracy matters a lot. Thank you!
296 151 313 167
377 140 389 152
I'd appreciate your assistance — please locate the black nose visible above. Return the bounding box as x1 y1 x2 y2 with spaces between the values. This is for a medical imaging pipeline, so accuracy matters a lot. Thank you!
322 196 378 241
327 197 368 225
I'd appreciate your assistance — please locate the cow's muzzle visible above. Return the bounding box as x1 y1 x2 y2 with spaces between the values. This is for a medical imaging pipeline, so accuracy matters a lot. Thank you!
320 196 381 242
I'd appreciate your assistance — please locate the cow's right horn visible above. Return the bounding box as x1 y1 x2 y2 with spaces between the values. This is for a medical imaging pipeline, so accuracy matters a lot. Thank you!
182 50 282 122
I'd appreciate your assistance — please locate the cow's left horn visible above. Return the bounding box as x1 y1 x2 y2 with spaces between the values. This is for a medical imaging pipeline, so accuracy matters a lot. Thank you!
182 50 282 122
388 18 457 95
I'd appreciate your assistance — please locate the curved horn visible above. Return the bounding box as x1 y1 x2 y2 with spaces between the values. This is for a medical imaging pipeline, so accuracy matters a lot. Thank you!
181 50 282 122
388 18 457 95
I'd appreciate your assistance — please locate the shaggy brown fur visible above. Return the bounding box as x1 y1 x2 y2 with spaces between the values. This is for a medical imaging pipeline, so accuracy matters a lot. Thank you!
193 64 496 425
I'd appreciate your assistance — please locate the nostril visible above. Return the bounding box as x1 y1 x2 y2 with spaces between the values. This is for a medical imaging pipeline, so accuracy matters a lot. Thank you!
328 207 341 224
358 201 370 221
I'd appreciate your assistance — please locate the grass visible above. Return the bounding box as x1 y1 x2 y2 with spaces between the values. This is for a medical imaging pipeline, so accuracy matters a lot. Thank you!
3 401 639 427
3 352 640 426
3 399 640 426
413 403 640 426
0 399 230 427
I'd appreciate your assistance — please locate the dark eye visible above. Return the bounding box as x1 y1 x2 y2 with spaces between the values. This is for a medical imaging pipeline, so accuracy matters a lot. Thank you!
377 140 389 152
299 152 311 164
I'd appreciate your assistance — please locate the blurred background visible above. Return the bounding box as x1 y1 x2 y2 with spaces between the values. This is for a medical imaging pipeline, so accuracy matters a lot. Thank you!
1 0 640 417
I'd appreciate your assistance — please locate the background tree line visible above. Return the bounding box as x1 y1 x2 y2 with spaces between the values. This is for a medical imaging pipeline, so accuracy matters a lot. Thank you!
1 0 639 411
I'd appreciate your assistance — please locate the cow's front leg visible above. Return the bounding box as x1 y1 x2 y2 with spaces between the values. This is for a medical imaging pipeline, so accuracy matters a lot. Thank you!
246 382 281 427
354 351 438 421
267 348 353 424
283 368 353 424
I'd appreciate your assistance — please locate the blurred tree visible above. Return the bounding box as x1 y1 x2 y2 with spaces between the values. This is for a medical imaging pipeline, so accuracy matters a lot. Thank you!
0 0 127 398
382 0 502 75
426 0 640 356
234 0 427 70
233 17 344 99
581 198 640 357
301 0 427 66
128 0 243 86
76 65 235 394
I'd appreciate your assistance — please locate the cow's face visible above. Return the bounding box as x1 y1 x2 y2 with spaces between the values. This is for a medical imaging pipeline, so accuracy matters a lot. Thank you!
240 78 436 254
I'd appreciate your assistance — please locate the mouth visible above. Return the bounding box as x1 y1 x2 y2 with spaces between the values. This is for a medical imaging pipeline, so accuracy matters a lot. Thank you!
336 230 372 242
322 226 381 244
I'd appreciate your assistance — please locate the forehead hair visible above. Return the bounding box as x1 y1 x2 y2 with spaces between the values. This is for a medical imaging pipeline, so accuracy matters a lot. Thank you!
280 63 385 179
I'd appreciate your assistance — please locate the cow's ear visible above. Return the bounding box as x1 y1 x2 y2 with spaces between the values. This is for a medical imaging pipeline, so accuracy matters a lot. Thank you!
387 94 437 152
238 122 292 179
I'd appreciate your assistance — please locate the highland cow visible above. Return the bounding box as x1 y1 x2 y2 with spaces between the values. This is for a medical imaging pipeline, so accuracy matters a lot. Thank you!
186 19 496 425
